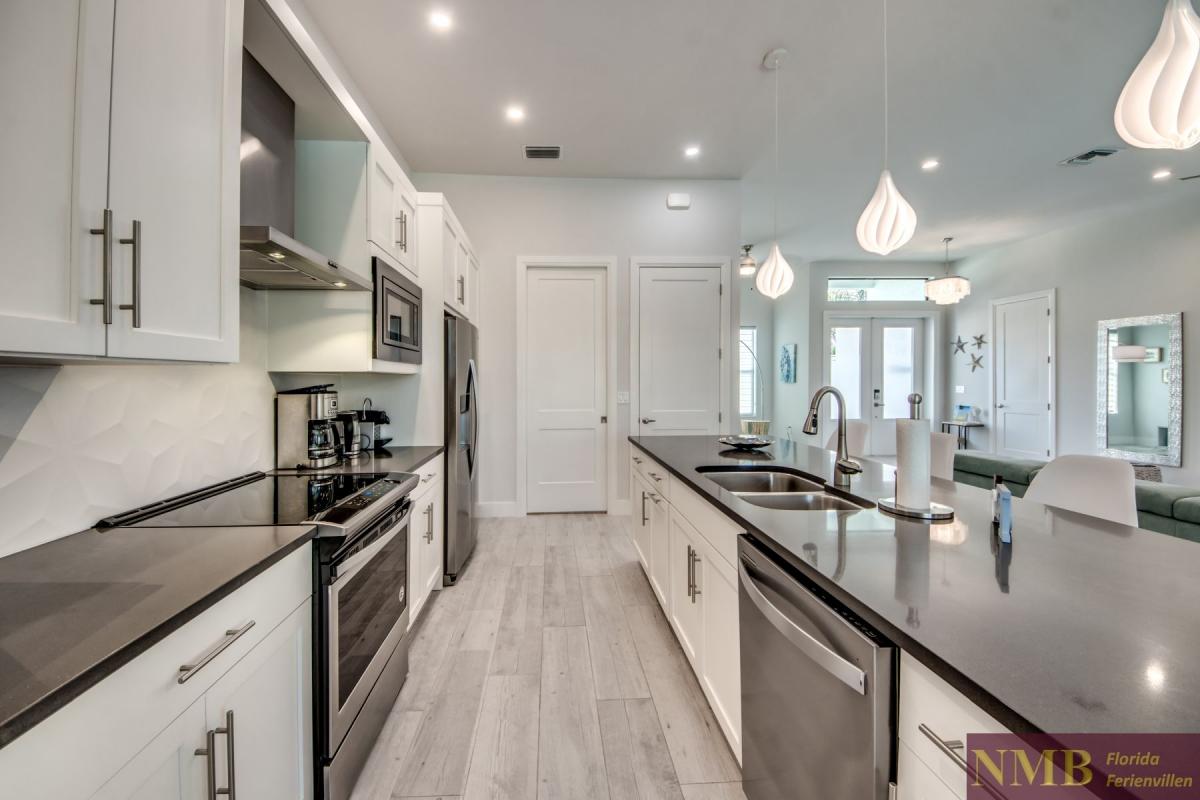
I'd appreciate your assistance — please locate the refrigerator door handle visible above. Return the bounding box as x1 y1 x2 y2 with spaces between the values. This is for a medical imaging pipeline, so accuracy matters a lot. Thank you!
467 358 480 477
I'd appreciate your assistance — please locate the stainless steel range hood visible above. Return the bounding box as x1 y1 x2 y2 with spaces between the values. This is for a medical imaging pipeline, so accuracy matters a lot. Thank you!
239 49 369 291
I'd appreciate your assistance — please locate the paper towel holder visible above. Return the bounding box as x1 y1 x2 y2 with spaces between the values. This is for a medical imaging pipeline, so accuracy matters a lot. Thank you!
907 392 923 420
878 497 955 521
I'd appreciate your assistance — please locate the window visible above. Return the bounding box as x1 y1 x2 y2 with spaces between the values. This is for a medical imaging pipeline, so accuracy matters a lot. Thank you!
1107 331 1120 414
739 326 760 417
827 277 930 302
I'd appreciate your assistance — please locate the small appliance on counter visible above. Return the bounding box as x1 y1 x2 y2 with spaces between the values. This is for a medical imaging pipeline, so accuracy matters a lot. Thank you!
359 397 392 451
276 385 341 469
336 411 363 458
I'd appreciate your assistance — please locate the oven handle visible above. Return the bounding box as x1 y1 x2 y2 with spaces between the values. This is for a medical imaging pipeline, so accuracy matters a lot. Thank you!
331 507 412 583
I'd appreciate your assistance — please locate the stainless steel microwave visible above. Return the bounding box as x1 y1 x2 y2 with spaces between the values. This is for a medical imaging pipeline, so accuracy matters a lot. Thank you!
373 259 422 364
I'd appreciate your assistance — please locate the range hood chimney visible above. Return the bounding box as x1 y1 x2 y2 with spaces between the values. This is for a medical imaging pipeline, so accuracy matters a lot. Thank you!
239 52 368 290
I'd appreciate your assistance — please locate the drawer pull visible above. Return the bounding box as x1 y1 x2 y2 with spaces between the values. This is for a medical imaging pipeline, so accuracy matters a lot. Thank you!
178 621 256 684
649 472 663 483
421 474 434 483
633 456 643 464
918 723 1010 800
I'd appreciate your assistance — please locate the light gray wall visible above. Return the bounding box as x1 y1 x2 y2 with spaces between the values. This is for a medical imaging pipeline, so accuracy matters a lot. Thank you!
769 256 812 440
0 290 277 557
414 173 741 514
737 269 775 424
946 192 1200 486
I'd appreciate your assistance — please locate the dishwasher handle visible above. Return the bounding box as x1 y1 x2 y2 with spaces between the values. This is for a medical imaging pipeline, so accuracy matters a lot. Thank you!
738 558 867 695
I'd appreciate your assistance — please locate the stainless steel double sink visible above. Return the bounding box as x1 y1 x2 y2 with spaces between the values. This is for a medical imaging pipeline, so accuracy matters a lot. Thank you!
697 466 872 512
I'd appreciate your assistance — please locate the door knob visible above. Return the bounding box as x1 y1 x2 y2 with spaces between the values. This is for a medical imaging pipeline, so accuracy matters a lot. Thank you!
997 403 1007 408
641 417 656 424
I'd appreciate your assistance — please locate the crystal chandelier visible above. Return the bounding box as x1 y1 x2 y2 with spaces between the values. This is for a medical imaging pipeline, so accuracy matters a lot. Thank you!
925 237 970 305
1114 0 1200 150
755 48 795 299
856 0 917 255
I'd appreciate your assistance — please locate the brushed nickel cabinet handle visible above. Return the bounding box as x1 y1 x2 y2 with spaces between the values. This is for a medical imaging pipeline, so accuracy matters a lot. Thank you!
689 547 701 603
457 274 465 304
425 502 434 543
118 219 141 327
641 491 648 525
195 730 218 800
632 455 643 464
918 723 1009 800
89 208 113 324
195 710 236 799
178 621 255 684
222 710 236 799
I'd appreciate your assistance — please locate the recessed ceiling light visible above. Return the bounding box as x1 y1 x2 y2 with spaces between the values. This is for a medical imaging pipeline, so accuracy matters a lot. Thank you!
1153 169 1173 180
684 145 701 159
921 158 940 171
429 9 453 31
505 105 526 123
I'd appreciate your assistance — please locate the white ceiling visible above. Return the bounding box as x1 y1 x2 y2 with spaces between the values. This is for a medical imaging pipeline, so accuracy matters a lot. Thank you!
300 0 1200 258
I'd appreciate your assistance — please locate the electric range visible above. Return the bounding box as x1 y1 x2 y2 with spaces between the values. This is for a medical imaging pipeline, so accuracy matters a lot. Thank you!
98 469 420 800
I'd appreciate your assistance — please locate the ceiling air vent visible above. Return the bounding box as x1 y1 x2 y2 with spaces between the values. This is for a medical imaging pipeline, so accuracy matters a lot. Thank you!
525 145 561 160
1059 147 1121 167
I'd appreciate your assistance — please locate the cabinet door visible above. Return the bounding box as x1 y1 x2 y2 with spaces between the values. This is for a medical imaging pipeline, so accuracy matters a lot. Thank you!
409 483 442 624
647 490 670 608
441 217 460 311
395 185 418 275
89 697 207 800
0 0 112 357
204 599 313 800
369 150 400 261
667 510 703 667
105 0 241 362
631 474 652 571
699 547 741 759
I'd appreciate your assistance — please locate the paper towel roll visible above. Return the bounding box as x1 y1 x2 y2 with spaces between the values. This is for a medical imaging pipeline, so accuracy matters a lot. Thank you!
896 419 932 510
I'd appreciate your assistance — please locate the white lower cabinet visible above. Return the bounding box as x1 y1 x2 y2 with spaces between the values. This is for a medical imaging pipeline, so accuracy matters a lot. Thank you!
629 448 742 762
408 456 446 624
92 599 312 800
897 740 959 800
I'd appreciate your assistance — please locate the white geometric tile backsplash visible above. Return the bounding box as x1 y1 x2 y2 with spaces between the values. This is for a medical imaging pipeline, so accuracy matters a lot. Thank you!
0 290 276 558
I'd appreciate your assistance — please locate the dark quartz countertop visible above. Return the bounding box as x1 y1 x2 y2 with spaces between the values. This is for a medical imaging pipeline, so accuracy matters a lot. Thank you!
272 445 444 477
0 523 315 749
630 435 1200 735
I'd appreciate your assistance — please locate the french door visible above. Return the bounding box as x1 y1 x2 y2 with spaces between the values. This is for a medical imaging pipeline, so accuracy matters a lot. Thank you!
825 317 925 455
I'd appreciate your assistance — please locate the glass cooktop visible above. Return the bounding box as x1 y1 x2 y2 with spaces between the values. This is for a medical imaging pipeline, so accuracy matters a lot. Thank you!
122 472 394 529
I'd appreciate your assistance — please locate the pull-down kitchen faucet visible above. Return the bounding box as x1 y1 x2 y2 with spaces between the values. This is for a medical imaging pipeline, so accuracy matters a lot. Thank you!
801 386 863 488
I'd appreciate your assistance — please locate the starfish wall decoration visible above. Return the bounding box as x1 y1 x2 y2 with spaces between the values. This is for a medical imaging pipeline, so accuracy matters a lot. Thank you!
969 354 984 372
952 336 967 354
973 334 987 349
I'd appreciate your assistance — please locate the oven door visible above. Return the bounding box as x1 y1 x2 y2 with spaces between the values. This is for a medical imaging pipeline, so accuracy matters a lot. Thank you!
327 505 411 751
374 259 422 364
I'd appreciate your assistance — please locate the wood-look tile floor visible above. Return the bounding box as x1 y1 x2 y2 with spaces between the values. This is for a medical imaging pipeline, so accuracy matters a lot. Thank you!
350 514 745 800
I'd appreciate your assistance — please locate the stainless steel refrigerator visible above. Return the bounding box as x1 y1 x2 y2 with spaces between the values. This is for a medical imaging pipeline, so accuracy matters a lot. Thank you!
444 313 479 584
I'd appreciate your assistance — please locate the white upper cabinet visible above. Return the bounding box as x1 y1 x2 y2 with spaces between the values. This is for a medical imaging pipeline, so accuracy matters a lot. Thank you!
0 0 241 363
0 0 113 358
105 0 242 362
421 192 475 320
368 143 418 279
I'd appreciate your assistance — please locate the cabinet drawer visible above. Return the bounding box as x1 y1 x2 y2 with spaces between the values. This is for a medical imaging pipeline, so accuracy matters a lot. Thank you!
412 454 444 492
668 476 742 568
631 451 669 500
899 651 1009 798
0 543 312 799
898 740 959 800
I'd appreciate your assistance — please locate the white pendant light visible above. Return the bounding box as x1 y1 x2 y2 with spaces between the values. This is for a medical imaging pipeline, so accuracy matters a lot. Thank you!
755 48 795 299
925 237 970 305
1114 0 1200 150
738 245 758 276
856 0 917 256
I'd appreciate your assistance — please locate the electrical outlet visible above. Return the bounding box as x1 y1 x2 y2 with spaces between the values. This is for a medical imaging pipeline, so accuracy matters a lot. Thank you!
955 385 966 395
617 391 630 404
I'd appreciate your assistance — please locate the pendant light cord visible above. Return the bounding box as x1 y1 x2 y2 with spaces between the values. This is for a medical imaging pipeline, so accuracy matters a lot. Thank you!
883 0 889 169
773 60 780 242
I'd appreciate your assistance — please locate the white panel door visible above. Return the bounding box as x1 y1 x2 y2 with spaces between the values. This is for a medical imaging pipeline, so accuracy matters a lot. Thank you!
526 268 608 512
0 0 112 357
638 267 722 434
105 0 241 362
994 294 1052 459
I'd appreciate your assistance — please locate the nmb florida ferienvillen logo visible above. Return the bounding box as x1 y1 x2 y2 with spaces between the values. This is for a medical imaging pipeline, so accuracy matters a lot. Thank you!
964 734 1200 799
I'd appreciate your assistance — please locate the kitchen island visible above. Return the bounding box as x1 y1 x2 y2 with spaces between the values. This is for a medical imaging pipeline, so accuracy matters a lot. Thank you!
630 435 1200 736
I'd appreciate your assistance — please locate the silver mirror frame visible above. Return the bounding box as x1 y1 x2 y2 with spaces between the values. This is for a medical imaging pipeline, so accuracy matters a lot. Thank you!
1095 312 1183 467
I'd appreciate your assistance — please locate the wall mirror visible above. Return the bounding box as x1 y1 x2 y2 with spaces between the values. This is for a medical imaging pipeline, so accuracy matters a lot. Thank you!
1096 313 1183 467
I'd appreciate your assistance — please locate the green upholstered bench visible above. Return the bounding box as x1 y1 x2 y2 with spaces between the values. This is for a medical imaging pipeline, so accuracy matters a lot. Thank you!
952 452 1200 541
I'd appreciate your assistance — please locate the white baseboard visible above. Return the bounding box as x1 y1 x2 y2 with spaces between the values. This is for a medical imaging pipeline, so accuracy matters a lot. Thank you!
475 500 523 518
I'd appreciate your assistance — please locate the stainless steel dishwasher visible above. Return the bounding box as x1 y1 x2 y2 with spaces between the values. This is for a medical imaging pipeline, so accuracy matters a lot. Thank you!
738 535 897 800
